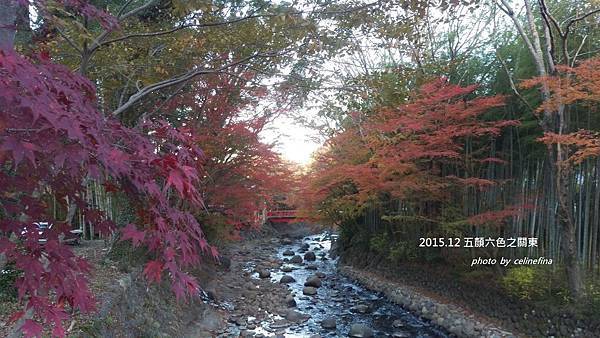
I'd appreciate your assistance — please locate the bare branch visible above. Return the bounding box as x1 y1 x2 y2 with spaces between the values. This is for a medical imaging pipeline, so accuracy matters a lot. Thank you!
564 8 600 33
495 0 541 73
495 51 535 113
571 35 588 66
117 0 137 18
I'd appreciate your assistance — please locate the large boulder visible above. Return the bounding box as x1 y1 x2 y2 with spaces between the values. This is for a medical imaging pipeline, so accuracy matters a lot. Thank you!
348 323 374 338
303 251 316 261
304 275 322 288
258 269 270 279
280 275 296 284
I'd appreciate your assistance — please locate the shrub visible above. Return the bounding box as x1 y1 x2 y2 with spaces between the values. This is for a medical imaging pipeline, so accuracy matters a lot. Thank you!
0 263 19 301
502 266 568 301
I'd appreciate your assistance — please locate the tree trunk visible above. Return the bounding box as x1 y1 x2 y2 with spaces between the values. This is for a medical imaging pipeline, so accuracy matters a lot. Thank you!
0 0 17 50
556 140 585 298
0 0 17 273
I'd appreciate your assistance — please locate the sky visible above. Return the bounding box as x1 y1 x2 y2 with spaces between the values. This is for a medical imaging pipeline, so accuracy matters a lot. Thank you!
261 114 322 165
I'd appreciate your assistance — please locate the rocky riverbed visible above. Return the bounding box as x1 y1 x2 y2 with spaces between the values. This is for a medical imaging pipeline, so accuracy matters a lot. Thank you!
202 231 453 337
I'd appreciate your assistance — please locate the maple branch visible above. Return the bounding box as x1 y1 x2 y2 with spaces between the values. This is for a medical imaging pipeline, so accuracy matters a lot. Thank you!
112 53 274 116
56 27 83 54
87 0 159 55
139 79 191 122
91 14 264 53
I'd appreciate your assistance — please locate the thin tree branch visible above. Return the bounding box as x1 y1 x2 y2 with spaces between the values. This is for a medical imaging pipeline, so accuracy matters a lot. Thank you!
56 27 82 54
495 51 535 113
112 53 278 116
116 0 136 18
571 35 588 66
91 14 265 53
564 8 600 33
495 0 540 72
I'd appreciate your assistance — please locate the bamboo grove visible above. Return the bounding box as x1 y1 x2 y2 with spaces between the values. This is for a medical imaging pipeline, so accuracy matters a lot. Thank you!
301 0 600 301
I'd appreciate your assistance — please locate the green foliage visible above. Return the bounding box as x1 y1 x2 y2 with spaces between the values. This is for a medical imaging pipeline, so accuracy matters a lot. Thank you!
369 233 388 255
502 266 569 302
196 212 237 245
0 264 19 302
107 239 150 273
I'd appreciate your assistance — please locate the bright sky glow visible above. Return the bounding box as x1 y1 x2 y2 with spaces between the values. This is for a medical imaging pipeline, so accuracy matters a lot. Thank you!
261 114 321 166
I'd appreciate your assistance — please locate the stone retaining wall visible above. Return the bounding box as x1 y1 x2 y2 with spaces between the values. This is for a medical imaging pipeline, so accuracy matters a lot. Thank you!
339 265 516 338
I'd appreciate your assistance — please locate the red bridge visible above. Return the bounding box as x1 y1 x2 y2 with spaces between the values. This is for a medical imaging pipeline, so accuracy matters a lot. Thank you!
265 210 300 224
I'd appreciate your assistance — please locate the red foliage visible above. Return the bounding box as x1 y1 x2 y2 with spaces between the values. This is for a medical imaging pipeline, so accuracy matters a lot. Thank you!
303 78 518 217
0 47 212 335
163 74 294 230
521 57 600 166
467 204 535 227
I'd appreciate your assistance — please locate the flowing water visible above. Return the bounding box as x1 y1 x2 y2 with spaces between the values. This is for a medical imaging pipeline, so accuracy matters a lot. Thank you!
243 232 450 338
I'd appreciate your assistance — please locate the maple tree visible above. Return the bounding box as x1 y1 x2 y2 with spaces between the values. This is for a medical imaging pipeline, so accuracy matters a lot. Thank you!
521 57 600 165
162 73 295 234
0 46 215 336
304 78 518 228
0 1 212 336
0 0 301 335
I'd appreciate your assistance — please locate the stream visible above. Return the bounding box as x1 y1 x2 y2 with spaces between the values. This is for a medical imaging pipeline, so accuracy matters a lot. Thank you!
241 232 451 338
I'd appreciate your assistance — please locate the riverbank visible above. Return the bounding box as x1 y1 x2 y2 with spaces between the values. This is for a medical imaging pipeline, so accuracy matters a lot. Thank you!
337 243 599 338
338 265 515 338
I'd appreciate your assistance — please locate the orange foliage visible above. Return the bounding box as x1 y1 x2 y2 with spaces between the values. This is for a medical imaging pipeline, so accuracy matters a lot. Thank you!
467 204 535 227
521 57 600 166
302 78 519 221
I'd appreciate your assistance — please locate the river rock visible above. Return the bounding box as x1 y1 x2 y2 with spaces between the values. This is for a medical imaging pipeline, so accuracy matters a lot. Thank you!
283 249 295 256
392 319 404 328
315 272 326 278
305 264 318 270
350 304 370 314
301 243 310 249
281 238 293 245
285 295 296 307
285 309 308 322
281 266 293 272
321 318 337 329
303 286 317 295
304 276 322 288
290 255 303 264
280 275 296 284
303 251 316 261
258 269 271 278
348 323 374 337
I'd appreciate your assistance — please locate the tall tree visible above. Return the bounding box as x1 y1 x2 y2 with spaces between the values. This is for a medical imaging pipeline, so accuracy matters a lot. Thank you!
495 0 600 298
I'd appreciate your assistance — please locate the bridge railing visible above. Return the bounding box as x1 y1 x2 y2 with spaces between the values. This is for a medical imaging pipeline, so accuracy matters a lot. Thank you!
266 210 297 218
